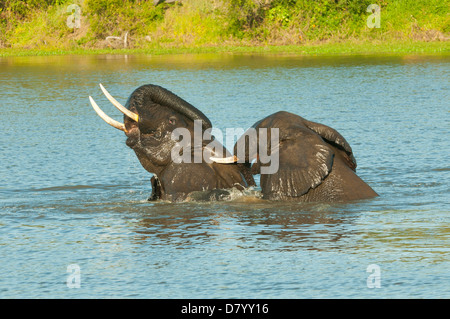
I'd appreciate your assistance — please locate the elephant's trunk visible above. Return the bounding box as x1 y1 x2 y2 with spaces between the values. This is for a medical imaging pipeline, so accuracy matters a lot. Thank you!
126 84 212 130
237 163 256 187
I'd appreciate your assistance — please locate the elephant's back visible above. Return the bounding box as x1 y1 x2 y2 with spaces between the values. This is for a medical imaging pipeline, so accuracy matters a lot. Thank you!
303 158 378 202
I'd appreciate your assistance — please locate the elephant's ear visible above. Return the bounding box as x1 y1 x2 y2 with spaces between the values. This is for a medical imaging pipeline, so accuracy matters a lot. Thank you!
303 119 357 171
260 127 334 199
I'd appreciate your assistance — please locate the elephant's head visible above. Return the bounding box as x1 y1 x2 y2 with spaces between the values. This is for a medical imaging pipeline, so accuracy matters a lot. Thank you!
234 111 378 201
89 84 239 175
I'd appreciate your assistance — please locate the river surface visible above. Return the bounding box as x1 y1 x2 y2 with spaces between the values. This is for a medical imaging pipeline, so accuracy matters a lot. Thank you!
0 53 449 298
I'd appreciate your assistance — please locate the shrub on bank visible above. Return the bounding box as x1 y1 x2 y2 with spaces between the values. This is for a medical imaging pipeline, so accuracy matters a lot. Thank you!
0 0 448 50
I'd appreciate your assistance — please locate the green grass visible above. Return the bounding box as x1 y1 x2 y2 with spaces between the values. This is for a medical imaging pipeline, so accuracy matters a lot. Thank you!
1 40 448 57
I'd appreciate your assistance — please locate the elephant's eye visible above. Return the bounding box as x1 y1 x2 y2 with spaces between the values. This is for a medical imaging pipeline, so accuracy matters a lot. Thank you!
169 117 176 125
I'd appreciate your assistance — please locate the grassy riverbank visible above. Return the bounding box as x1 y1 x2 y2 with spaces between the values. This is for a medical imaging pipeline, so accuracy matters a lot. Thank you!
0 0 448 57
1 40 448 57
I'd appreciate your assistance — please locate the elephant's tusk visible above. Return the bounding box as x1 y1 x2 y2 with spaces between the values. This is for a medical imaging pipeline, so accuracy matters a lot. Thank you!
210 155 239 164
99 83 139 123
203 144 239 164
89 96 125 131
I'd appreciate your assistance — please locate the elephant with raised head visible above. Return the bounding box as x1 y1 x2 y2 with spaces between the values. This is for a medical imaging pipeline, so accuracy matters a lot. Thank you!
89 84 254 202
234 111 378 202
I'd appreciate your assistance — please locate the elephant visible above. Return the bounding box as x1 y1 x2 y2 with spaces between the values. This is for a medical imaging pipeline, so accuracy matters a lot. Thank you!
89 83 255 202
89 84 377 203
233 111 378 202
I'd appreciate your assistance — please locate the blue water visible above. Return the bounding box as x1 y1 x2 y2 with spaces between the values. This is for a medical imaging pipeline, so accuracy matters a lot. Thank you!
0 53 449 298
